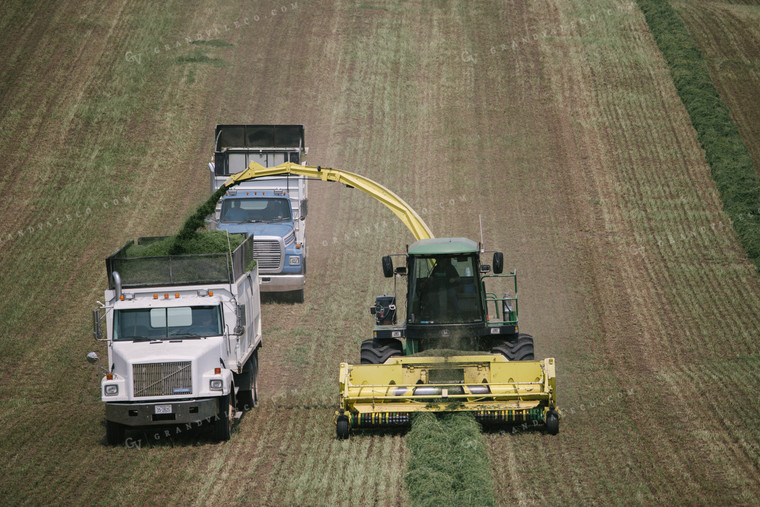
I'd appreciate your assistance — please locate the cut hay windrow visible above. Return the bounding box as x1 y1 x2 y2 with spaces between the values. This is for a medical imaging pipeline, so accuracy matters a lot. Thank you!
405 413 496 507
636 0 760 270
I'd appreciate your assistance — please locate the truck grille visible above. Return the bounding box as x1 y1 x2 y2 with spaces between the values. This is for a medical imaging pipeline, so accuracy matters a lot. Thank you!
254 239 283 271
133 361 192 397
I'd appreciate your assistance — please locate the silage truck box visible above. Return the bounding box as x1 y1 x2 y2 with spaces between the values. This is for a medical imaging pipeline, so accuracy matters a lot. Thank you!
209 124 308 301
89 234 262 444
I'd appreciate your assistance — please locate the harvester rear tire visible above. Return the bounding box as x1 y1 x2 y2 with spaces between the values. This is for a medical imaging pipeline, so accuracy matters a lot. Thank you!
360 338 402 364
336 416 350 439
545 410 560 435
491 333 534 361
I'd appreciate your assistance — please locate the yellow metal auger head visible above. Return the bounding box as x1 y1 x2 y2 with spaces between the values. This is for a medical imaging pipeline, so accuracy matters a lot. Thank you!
335 355 559 438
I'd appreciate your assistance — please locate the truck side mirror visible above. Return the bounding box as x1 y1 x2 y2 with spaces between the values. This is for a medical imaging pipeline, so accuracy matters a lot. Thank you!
382 256 394 278
300 199 308 220
92 309 103 340
493 252 504 274
234 304 246 335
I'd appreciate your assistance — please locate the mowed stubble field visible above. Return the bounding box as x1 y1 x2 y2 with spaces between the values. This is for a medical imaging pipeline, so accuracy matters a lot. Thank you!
0 0 759 505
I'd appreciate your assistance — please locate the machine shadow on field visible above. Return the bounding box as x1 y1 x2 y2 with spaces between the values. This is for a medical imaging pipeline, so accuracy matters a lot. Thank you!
98 414 251 449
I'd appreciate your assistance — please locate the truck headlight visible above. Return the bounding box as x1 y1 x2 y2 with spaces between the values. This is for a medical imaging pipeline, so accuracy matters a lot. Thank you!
209 379 223 391
104 384 119 396
289 256 301 266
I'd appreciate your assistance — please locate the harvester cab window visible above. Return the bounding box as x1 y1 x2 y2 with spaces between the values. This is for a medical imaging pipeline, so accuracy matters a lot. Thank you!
409 255 481 324
114 306 223 340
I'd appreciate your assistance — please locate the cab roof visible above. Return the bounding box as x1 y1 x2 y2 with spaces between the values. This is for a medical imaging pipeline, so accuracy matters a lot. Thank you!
408 238 479 255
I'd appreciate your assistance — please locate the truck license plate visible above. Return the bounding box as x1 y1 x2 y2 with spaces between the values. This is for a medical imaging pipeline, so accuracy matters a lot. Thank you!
155 405 173 414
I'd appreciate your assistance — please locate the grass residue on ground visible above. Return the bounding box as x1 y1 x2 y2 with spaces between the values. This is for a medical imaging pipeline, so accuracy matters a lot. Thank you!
405 412 496 507
636 0 760 270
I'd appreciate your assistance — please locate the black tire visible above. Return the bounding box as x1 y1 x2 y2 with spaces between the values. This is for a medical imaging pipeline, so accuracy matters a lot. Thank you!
336 415 350 440
491 333 534 361
545 410 560 435
237 350 259 411
213 393 233 442
360 338 403 364
293 289 305 303
105 420 125 446
251 350 259 406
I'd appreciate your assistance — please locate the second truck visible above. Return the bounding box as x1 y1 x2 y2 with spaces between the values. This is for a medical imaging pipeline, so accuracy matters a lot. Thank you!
209 124 308 301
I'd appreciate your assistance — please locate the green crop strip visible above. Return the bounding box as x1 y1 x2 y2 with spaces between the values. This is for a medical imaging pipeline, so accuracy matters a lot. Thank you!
405 413 496 507
636 0 760 270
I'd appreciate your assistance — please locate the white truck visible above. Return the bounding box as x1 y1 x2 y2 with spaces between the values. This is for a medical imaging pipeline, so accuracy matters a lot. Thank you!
209 124 308 301
89 234 262 444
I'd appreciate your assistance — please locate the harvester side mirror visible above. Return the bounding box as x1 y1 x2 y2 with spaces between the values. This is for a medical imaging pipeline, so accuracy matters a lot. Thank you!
382 256 394 278
493 252 504 274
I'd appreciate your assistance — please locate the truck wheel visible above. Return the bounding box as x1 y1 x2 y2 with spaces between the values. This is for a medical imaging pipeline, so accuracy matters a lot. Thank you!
237 350 259 411
336 415 350 440
293 289 305 303
213 394 233 442
360 338 402 364
491 333 534 361
252 349 260 406
106 420 125 446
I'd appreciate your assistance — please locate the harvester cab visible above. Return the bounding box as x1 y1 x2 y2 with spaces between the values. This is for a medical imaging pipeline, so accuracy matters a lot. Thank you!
364 237 530 361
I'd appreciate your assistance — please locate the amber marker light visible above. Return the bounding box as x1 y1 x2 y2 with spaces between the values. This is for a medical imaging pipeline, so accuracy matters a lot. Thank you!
153 294 158 299
214 368 221 374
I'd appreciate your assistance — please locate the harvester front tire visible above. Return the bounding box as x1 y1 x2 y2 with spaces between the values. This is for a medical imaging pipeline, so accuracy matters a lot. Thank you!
105 420 125 446
491 333 534 361
545 410 560 435
336 416 350 439
360 338 402 364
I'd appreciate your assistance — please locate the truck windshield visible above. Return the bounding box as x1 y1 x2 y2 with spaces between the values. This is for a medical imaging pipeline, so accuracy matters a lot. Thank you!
220 197 292 223
114 306 223 341
408 255 482 324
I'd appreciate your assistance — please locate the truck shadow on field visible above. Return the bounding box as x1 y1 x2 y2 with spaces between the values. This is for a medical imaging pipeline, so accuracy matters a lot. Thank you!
260 292 304 305
99 415 250 449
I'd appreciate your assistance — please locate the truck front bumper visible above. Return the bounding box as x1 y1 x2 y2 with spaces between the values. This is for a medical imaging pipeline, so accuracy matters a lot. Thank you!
105 398 222 427
258 273 305 292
